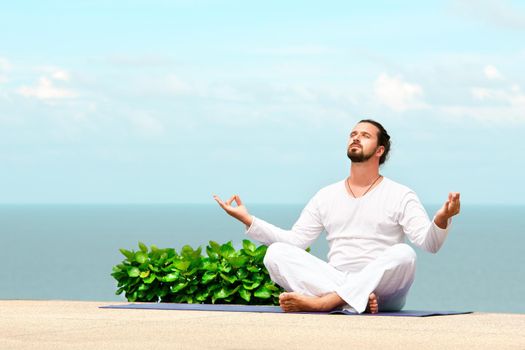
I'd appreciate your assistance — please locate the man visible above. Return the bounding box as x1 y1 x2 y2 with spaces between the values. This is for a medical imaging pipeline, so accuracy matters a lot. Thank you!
214 119 460 313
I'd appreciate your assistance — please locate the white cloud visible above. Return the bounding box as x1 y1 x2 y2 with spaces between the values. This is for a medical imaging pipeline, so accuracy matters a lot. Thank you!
442 104 524 123
209 85 250 101
471 84 523 103
164 75 253 101
452 0 525 30
131 113 165 137
374 73 427 112
484 65 503 80
457 84 525 122
0 57 11 71
51 69 70 81
0 57 11 84
252 45 334 56
17 77 76 100
166 75 194 95
107 54 176 67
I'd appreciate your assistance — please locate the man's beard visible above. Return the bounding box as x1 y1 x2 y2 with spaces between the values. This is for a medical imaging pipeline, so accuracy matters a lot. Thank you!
347 145 377 163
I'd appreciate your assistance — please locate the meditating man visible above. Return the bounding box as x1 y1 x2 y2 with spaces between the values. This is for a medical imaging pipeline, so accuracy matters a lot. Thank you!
214 119 460 314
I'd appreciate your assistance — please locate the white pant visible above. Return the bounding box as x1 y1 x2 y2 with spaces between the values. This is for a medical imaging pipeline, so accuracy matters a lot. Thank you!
263 242 417 313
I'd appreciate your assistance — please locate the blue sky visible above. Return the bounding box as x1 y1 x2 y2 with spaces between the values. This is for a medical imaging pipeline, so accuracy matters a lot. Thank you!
1 0 524 205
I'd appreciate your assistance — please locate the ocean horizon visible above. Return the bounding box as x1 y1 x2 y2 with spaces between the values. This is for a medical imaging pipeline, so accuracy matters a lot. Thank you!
1 203 523 314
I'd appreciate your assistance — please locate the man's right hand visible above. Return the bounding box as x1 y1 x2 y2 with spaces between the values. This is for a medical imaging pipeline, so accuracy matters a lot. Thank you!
213 194 253 227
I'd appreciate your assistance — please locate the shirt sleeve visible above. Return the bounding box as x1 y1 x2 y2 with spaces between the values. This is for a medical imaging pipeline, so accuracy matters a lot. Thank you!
244 195 325 249
399 191 451 253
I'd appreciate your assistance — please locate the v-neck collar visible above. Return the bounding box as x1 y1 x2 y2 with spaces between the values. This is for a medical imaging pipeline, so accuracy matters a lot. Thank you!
343 176 386 200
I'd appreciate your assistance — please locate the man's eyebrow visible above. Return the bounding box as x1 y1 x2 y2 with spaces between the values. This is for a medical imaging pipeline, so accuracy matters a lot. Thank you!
350 130 372 136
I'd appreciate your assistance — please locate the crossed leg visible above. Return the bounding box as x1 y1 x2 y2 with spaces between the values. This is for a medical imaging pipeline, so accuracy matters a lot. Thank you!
263 242 416 313
278 291 379 313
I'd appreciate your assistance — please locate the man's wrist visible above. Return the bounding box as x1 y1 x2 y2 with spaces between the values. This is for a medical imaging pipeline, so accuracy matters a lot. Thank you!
241 214 253 227
434 215 448 229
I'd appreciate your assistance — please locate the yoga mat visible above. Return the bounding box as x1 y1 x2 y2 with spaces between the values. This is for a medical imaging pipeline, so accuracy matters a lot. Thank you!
100 303 472 317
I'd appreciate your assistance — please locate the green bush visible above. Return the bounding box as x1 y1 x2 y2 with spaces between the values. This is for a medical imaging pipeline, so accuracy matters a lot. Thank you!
111 240 284 305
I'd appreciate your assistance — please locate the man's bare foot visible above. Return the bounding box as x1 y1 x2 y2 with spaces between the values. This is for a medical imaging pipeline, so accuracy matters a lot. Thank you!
279 292 326 312
279 291 378 313
365 293 379 314
279 292 344 312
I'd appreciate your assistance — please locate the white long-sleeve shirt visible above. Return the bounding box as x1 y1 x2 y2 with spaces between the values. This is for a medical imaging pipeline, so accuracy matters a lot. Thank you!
246 177 451 273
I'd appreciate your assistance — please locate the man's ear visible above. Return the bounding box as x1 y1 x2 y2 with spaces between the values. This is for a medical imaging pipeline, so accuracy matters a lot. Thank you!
376 146 385 157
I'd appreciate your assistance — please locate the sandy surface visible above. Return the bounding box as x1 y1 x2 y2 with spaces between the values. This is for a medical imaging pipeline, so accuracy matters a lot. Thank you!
1 300 524 349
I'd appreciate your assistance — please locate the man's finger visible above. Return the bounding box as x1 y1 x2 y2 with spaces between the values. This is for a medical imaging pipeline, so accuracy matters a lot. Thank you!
444 200 451 213
213 195 226 209
225 195 236 206
234 195 243 206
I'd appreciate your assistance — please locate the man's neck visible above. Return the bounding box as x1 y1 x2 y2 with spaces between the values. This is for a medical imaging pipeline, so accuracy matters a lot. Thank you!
349 161 380 186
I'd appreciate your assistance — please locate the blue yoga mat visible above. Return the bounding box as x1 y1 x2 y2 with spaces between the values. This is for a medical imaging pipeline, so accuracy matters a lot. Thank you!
100 303 472 317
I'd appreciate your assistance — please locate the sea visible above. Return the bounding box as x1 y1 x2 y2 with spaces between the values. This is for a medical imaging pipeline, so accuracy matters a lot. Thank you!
1 204 523 314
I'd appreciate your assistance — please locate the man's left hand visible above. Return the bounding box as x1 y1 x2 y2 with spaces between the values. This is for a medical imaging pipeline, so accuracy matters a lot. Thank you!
434 192 461 229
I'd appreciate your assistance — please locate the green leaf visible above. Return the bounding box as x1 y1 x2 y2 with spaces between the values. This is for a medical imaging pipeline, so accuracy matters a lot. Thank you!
195 290 209 302
254 286 271 299
220 242 235 258
264 283 280 292
183 267 199 277
139 270 150 278
219 261 232 273
119 248 134 260
236 269 248 280
220 273 237 284
127 267 140 277
227 285 240 297
148 264 160 272
242 280 261 290
201 271 217 284
206 246 219 259
239 288 251 302
181 245 194 256
187 285 198 294
247 265 259 273
170 282 188 293
242 239 256 252
208 241 221 254
163 272 180 282
166 248 177 258
135 251 147 264
250 273 264 283
227 256 249 269
172 260 191 271
138 242 148 253
127 291 137 302
202 260 218 272
254 245 267 261
143 274 156 284
181 245 202 260
213 285 240 300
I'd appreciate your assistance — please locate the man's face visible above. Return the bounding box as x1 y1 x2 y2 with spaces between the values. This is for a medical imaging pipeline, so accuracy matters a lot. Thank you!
347 122 381 163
